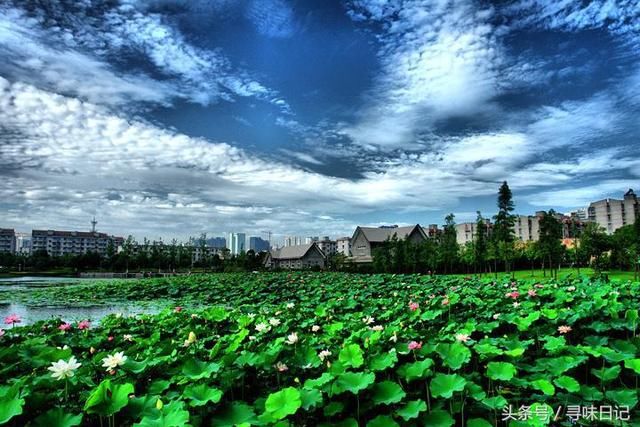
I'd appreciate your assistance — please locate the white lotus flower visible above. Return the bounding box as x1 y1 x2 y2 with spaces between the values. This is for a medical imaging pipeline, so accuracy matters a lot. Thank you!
318 350 332 361
255 322 270 333
101 351 127 371
48 356 81 381
362 316 375 325
286 302 295 309
285 332 299 345
311 325 321 332
370 325 384 331
269 318 281 327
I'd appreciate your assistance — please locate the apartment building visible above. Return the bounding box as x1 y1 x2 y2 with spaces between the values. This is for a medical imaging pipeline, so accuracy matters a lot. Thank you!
317 236 337 257
0 229 16 253
588 189 638 234
31 229 124 256
227 232 246 255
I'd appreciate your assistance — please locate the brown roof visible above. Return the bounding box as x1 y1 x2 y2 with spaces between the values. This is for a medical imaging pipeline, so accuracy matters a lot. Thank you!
354 225 426 243
270 243 324 260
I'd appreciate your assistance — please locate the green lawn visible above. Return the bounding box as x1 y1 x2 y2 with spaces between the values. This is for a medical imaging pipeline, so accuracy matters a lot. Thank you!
459 267 637 282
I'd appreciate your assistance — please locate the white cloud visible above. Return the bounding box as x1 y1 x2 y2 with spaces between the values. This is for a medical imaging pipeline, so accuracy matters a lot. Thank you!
245 0 296 39
344 0 502 148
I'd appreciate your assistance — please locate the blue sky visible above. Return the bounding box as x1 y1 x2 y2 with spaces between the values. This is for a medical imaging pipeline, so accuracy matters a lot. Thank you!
0 0 638 242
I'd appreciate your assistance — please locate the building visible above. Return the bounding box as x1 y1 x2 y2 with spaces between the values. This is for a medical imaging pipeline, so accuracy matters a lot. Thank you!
569 208 588 221
227 232 246 255
424 224 441 238
192 246 225 263
455 220 491 245
317 236 337 257
15 232 31 254
249 236 270 252
31 229 124 256
336 237 351 256
284 236 304 247
0 229 16 253
304 236 319 244
588 189 639 234
350 225 428 263
264 243 326 269
514 215 541 242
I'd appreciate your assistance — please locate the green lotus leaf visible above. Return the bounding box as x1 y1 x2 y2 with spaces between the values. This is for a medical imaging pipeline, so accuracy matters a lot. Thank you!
553 376 580 393
338 344 364 368
430 373 466 398
210 402 256 427
300 388 323 410
32 408 82 427
580 385 604 401
84 380 134 416
512 312 540 331
541 336 565 353
183 384 222 407
397 358 434 382
436 342 471 370
541 309 557 319
473 343 503 358
148 380 171 395
371 381 405 405
467 419 492 427
323 401 344 417
181 358 221 380
133 400 190 427
370 350 398 371
605 390 638 409
265 387 302 420
624 359 640 374
530 379 555 396
0 386 24 425
366 415 399 427
481 396 507 410
304 373 334 389
334 372 375 395
422 409 454 427
590 365 621 382
466 382 486 401
395 399 426 421
124 358 148 374
486 362 516 381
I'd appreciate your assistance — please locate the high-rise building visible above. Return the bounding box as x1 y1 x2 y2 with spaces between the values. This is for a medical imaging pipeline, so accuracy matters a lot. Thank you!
0 229 16 253
455 220 490 245
227 232 246 255
588 189 638 234
15 232 31 254
206 237 226 249
284 236 303 247
304 236 319 244
249 236 270 252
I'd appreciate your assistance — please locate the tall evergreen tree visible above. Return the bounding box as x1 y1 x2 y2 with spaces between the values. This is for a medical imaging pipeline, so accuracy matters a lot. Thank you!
537 210 564 278
474 211 488 274
492 181 516 273
440 214 459 274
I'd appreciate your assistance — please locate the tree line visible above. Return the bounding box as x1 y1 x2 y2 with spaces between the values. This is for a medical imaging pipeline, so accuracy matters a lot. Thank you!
369 181 640 279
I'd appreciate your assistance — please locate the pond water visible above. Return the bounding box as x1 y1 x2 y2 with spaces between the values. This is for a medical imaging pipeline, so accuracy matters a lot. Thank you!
0 276 159 325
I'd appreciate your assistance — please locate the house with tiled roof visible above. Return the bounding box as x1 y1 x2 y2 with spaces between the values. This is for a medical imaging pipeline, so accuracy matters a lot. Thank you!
350 224 428 263
264 242 326 269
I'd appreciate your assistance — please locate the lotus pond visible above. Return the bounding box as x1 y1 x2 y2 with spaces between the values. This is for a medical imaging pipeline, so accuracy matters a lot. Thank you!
1 273 640 426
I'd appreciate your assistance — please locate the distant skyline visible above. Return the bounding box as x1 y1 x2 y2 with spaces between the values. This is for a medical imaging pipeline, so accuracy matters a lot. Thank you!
1 1 639 241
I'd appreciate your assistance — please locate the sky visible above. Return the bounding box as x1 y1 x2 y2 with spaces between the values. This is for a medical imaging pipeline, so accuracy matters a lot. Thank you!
1 0 639 243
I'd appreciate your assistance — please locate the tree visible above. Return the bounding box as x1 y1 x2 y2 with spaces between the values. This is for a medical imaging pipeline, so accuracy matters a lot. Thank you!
492 181 516 274
580 222 610 274
537 210 564 278
473 211 488 275
634 216 640 280
439 214 459 274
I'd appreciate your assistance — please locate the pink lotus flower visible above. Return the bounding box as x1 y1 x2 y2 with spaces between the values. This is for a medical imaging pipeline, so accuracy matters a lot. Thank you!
558 325 572 334
58 323 72 331
442 298 450 306
409 301 419 311
275 362 288 372
0 329 4 337
4 314 21 326
455 333 470 343
506 291 520 299
408 341 422 350
527 289 537 297
534 283 544 289
174 306 183 313
107 336 114 341
77 320 91 330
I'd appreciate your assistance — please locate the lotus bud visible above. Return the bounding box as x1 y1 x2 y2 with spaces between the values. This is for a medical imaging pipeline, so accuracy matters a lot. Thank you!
156 399 163 410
